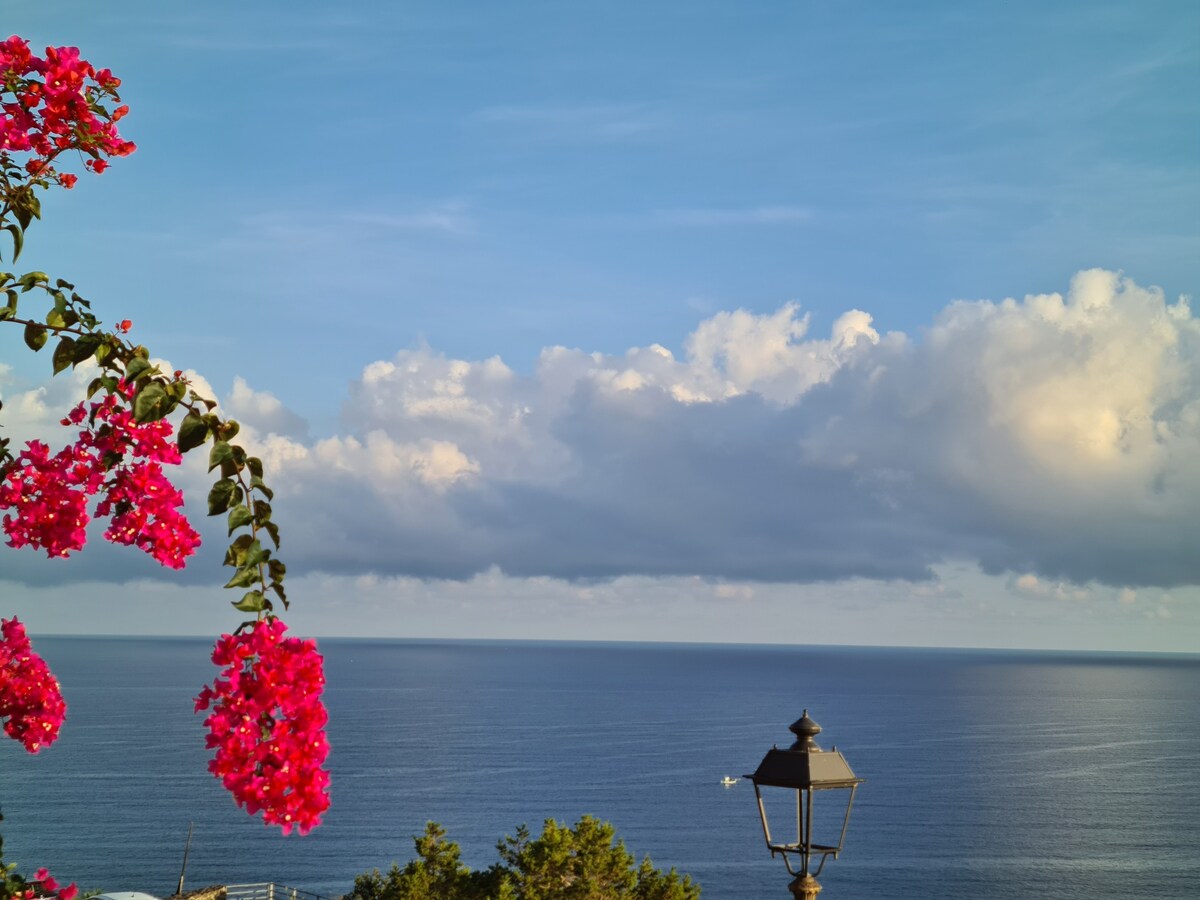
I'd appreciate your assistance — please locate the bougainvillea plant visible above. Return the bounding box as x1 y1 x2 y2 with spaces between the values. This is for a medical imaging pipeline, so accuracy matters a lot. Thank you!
194 618 331 835
0 35 331 886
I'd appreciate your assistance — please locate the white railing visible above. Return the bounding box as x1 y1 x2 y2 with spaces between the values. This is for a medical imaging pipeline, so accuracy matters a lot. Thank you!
225 884 334 900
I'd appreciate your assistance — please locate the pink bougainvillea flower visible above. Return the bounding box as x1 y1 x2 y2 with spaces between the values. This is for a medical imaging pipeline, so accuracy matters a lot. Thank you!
0 618 66 752
26 865 78 900
195 618 331 835
0 386 200 567
1 36 135 188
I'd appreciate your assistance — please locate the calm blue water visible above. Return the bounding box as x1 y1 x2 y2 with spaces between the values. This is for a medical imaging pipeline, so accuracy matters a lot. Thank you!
2 638 1197 899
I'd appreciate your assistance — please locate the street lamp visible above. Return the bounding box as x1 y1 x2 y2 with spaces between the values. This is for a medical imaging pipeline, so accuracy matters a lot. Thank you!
746 710 863 899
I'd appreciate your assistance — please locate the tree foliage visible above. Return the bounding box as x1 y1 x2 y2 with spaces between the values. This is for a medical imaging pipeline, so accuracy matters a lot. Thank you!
347 817 701 900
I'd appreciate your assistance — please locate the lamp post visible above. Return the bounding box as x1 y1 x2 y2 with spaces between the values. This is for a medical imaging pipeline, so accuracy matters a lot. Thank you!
746 710 863 899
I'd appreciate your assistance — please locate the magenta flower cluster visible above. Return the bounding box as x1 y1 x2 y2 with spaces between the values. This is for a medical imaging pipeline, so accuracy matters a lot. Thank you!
0 621 76 898
195 618 332 835
23 869 79 900
0 618 65 753
0 390 201 568
0 35 135 187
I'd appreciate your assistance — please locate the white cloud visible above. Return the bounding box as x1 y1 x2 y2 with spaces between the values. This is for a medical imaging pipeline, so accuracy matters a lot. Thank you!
3 270 1197 598
1014 574 1043 594
8 566 1196 651
223 268 1195 590
300 432 479 488
225 376 309 440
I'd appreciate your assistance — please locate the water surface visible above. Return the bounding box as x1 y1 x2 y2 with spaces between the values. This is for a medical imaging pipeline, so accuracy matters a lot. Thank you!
3 638 1197 899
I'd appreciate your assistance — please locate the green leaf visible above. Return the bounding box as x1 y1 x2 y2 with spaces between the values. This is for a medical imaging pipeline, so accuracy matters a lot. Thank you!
124 356 152 381
224 533 255 567
250 475 274 500
247 457 264 478
263 520 281 549
12 191 33 230
52 337 76 374
17 271 47 291
243 539 270 569
133 382 170 422
224 566 261 589
224 538 268 572
191 391 218 412
4 224 22 261
267 558 286 582
178 413 209 453
87 375 118 399
232 590 265 612
71 333 101 363
226 503 254 535
207 478 238 516
45 308 66 328
208 440 234 473
23 322 47 351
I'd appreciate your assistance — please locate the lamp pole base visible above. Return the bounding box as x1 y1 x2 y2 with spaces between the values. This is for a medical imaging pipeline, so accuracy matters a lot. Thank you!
788 874 821 899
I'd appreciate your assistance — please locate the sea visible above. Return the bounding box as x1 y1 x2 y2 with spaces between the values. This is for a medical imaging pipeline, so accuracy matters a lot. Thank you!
2 638 1197 900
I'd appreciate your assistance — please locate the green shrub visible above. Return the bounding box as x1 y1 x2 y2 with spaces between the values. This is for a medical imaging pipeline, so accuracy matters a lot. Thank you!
347 817 700 900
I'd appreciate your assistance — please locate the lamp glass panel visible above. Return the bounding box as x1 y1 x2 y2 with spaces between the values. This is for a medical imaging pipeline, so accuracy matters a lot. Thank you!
757 783 852 851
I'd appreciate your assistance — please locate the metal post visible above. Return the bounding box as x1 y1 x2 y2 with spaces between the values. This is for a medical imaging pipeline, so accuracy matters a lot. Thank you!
803 788 814 876
788 873 821 899
175 822 194 896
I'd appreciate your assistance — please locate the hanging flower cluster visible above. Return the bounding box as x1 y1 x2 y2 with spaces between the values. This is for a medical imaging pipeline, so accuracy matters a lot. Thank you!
0 387 200 568
0 618 65 753
0 867 80 900
26 869 79 900
195 618 331 835
0 35 135 188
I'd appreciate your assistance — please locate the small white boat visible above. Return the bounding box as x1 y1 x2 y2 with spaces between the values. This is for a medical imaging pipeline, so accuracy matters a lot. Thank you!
720 776 739 787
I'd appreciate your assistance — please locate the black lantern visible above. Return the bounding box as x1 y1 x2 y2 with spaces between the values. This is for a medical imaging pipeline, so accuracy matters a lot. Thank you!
746 710 863 899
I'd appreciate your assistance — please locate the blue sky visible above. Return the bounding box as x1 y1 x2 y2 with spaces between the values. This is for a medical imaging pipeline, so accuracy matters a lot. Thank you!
2 1 1198 651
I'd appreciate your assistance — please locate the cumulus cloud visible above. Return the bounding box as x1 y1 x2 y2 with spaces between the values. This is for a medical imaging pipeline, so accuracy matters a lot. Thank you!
221 268 1194 590
225 376 309 441
3 269 1197 593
